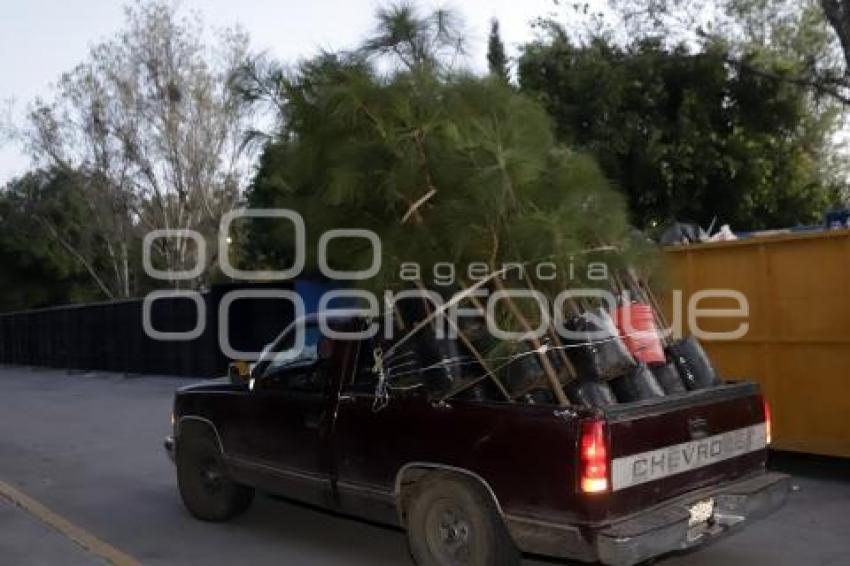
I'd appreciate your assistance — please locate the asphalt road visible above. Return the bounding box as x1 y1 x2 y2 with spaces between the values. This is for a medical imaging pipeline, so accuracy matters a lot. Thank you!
0 366 848 566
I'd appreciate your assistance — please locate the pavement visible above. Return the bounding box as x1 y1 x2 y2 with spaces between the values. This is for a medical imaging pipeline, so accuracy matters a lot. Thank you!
0 498 100 566
0 365 848 566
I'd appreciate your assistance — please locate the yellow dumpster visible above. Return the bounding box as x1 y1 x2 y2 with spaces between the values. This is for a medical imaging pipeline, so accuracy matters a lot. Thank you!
662 229 850 458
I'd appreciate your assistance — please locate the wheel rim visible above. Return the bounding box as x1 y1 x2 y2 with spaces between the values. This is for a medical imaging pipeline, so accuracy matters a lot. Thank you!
424 498 473 565
198 455 225 495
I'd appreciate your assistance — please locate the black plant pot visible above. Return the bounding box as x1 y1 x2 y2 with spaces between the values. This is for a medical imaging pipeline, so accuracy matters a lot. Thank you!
566 379 618 408
501 348 545 396
667 336 721 390
563 308 636 380
523 388 557 405
389 333 467 396
650 362 687 394
609 363 665 402
453 379 503 403
427 337 468 393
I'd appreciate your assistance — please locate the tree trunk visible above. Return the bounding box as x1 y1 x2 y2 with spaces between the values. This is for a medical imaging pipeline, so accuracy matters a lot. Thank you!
821 0 850 73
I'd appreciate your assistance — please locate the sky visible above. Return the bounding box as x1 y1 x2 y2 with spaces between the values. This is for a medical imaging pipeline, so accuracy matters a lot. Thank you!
0 0 576 184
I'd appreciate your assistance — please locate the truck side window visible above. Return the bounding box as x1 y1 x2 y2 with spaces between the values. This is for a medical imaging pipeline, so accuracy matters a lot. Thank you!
262 323 323 377
280 360 330 393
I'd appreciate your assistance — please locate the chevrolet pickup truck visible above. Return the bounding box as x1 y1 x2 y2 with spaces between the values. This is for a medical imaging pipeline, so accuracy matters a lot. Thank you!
165 311 789 566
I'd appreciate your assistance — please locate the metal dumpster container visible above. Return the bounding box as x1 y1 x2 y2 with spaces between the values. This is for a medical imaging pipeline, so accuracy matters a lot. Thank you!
662 229 850 457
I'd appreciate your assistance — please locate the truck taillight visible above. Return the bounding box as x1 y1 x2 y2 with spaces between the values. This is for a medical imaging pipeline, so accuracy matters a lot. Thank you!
579 419 609 494
763 398 772 445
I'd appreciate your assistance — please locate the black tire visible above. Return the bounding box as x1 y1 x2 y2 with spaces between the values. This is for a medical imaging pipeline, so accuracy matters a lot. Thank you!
176 433 254 521
406 474 520 566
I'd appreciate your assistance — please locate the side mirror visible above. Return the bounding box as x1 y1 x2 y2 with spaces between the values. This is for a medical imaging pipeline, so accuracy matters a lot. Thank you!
228 361 252 384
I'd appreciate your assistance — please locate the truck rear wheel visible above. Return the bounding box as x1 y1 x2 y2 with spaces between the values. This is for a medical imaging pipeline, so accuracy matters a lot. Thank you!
176 434 254 521
406 474 519 566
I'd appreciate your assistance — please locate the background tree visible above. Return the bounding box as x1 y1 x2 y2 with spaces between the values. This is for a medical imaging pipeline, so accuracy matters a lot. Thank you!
519 20 844 230
487 19 510 83
607 0 850 104
25 1 255 298
0 169 106 310
821 0 850 71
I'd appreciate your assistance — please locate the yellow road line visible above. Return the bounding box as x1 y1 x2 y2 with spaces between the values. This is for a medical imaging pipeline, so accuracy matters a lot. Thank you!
0 479 141 566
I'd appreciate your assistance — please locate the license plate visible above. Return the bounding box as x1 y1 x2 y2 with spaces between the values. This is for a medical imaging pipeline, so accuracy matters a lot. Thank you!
688 498 715 526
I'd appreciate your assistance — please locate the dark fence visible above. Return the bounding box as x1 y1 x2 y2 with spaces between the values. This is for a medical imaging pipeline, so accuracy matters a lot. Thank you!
0 282 309 378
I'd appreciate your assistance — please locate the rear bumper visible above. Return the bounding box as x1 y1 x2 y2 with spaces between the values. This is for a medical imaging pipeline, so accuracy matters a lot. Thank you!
596 472 790 565
507 471 790 566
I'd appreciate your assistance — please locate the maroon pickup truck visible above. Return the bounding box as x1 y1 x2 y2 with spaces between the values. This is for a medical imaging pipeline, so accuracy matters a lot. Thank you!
165 311 789 566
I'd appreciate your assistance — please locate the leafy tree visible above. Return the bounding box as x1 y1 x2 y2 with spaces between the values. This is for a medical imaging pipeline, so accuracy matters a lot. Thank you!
0 169 107 310
519 26 843 230
607 0 850 104
25 1 256 297
487 19 510 82
821 0 850 72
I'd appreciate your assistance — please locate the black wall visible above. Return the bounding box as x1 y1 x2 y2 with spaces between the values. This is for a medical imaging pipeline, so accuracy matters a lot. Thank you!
0 283 295 378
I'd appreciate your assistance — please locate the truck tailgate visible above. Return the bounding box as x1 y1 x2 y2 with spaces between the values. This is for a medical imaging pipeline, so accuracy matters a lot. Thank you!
600 382 768 519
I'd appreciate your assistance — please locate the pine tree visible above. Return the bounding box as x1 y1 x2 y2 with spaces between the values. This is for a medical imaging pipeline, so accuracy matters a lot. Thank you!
487 19 510 83
243 4 648 405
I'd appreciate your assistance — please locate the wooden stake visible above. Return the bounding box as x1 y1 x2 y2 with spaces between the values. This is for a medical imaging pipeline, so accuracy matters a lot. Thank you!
445 315 513 401
413 281 512 401
492 277 570 406
522 275 577 380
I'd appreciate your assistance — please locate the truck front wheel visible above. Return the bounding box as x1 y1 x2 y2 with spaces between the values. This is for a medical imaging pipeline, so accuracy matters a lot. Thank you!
406 474 520 566
176 434 254 521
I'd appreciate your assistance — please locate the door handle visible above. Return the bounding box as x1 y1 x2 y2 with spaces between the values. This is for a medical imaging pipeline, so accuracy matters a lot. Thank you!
338 394 356 405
